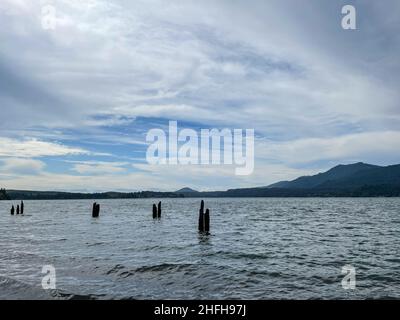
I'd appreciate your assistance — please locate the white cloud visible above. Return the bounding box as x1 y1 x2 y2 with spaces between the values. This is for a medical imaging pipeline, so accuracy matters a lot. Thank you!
1 0 398 136
257 131 400 165
0 161 320 192
71 161 128 174
0 158 45 175
0 137 88 158
131 162 319 191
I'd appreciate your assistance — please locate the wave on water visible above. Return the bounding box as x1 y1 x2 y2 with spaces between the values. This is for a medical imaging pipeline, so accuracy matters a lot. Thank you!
0 276 105 300
105 263 197 278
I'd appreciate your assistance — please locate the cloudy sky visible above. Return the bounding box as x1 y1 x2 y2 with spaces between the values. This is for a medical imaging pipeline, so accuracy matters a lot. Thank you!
0 0 399 192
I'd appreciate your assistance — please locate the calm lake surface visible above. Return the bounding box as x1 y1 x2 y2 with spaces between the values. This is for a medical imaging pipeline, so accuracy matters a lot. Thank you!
0 198 399 299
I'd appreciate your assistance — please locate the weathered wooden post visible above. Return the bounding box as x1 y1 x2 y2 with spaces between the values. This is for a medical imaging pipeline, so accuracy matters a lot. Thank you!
16 205 20 215
198 200 205 232
11 205 15 215
157 201 162 218
92 202 97 217
152 204 157 219
198 201 210 233
21 201 24 215
205 209 210 233
92 202 100 217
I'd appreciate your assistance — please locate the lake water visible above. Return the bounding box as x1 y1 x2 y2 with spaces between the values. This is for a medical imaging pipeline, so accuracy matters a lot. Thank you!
0 198 399 300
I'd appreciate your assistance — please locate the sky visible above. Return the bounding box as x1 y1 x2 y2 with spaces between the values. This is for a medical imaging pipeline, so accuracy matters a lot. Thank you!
0 0 399 192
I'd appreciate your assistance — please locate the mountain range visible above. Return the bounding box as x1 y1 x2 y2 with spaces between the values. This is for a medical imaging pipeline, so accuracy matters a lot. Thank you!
220 162 400 197
1 162 400 200
175 162 400 197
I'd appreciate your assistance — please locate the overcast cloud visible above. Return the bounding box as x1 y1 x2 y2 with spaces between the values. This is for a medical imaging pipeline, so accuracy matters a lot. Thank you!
0 0 399 191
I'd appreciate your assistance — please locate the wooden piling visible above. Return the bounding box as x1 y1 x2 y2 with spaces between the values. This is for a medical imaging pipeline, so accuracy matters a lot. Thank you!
157 201 162 218
92 202 97 217
92 202 100 217
198 200 205 232
152 204 157 219
16 205 20 215
204 209 210 233
11 205 14 216
198 201 210 233
21 201 24 215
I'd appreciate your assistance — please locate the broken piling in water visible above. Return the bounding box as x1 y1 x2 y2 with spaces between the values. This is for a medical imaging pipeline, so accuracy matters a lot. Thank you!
92 202 100 218
10 205 14 216
204 209 210 233
198 200 210 233
152 204 157 219
152 202 162 219
21 201 24 215
198 200 204 231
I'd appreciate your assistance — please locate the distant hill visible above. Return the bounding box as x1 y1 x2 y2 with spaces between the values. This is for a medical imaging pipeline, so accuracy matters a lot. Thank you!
222 162 400 197
316 164 400 189
3 163 400 199
175 187 199 194
266 162 381 189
